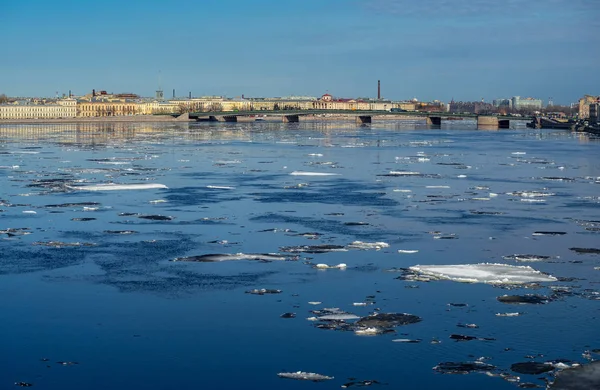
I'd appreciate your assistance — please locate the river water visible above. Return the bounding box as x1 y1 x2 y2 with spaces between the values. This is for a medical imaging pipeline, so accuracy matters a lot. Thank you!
1 120 599 389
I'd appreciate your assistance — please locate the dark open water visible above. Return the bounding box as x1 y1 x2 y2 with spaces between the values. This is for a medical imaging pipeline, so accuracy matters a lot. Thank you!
1 120 599 389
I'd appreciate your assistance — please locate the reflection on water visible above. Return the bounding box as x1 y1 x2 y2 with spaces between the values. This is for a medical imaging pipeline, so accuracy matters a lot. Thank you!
2 119 595 145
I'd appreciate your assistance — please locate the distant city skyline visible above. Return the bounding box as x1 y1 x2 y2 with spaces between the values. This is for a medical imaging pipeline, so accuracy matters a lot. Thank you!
1 0 598 105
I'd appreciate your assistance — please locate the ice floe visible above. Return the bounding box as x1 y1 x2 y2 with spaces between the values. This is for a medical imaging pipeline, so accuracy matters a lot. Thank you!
341 379 383 388
533 231 566 236
354 327 386 336
277 371 334 381
434 361 496 374
392 338 422 343
289 171 340 176
403 263 557 284
245 289 282 295
315 263 347 270
450 334 495 342
510 362 554 375
549 361 600 389
398 250 419 254
280 244 347 253
570 247 600 254
387 171 422 176
172 253 294 262
497 294 549 304
355 313 422 328
502 254 552 262
67 183 168 191
317 313 360 321
347 241 389 250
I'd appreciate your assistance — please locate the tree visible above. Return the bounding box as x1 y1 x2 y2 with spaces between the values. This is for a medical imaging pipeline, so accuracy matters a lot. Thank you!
205 102 223 112
0 94 8 104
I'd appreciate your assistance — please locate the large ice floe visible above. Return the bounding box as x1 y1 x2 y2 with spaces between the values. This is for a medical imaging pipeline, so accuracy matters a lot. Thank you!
67 183 168 191
549 361 600 389
403 263 557 284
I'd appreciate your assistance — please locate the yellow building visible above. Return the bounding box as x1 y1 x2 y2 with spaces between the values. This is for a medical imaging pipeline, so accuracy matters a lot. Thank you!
77 101 141 117
0 98 77 119
579 95 600 119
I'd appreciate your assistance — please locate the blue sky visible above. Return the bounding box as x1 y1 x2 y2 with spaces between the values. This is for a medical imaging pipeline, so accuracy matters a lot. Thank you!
1 0 598 104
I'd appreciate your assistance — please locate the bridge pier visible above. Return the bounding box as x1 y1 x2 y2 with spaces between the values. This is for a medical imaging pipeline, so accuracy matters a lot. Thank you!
426 116 441 126
477 116 499 129
498 119 510 129
356 115 372 124
283 114 299 123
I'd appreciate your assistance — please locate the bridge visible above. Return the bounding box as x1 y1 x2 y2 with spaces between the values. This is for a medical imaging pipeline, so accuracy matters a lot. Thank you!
182 110 530 128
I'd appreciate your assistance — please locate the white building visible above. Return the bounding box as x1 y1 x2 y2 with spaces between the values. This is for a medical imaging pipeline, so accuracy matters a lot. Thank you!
0 98 77 119
511 96 543 111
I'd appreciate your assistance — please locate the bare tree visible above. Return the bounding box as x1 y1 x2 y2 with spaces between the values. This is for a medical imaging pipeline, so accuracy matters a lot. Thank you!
205 102 223 112
0 94 8 104
178 102 204 114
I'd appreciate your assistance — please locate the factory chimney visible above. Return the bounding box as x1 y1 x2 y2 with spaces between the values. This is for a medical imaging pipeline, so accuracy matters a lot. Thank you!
189 91 191 99
92 89 96 97
377 80 381 100
173 89 175 99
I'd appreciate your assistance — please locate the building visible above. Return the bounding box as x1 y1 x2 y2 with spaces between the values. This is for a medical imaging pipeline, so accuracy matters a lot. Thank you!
77 101 141 117
492 98 512 109
589 103 600 125
0 98 77 119
449 99 494 114
511 96 543 111
578 95 600 119
0 92 423 119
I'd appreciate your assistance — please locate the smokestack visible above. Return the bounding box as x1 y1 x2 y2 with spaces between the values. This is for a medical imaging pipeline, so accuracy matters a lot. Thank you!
377 80 381 100
189 91 191 99
68 90 71 98
173 89 175 99
92 89 96 97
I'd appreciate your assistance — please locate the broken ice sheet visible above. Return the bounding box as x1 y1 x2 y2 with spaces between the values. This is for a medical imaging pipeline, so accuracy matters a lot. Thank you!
277 371 334 381
172 253 294 262
245 289 282 295
497 295 549 304
67 183 168 191
510 362 554 375
341 379 383 388
433 361 496 374
403 263 557 284
355 313 422 328
502 254 552 262
549 361 600 389
347 241 389 250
